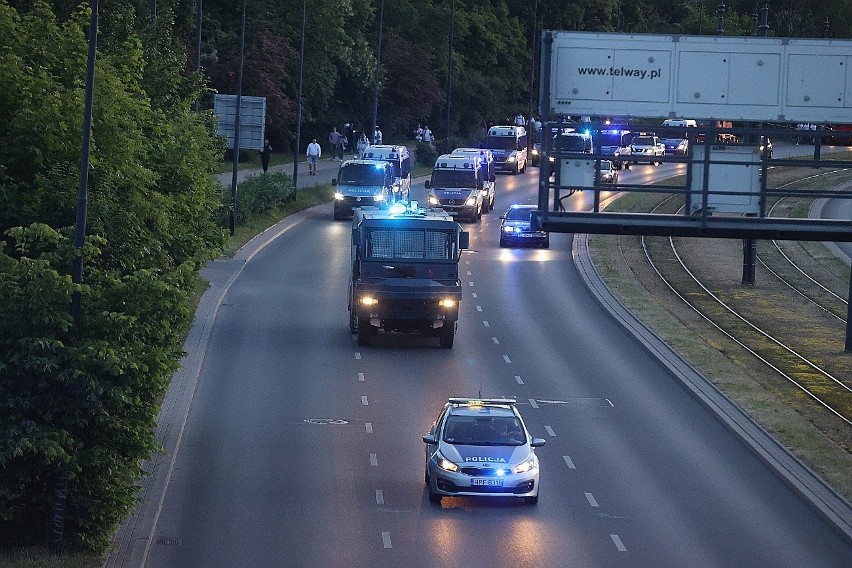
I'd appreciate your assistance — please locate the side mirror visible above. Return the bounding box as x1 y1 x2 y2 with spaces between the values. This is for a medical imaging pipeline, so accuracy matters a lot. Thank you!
530 437 546 448
424 180 431 189
458 231 469 250
422 433 437 445
331 178 337 186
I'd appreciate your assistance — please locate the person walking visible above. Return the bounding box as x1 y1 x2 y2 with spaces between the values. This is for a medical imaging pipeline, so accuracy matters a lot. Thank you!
423 125 433 148
329 127 342 160
357 132 370 157
337 134 347 160
260 138 272 173
306 138 321 175
373 125 383 145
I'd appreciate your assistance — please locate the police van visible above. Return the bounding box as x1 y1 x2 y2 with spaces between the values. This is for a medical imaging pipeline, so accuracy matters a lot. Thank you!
482 125 528 174
425 154 487 222
450 148 496 212
360 145 412 201
332 159 397 220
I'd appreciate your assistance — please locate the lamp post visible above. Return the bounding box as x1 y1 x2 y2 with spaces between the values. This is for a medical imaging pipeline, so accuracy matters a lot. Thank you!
229 0 247 235
527 0 539 125
445 0 455 151
293 0 306 194
372 0 384 143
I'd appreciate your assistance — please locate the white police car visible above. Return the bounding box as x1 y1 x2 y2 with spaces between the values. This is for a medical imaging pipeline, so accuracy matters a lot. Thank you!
422 398 545 505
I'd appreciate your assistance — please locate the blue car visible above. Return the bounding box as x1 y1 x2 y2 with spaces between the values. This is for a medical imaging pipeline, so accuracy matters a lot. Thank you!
499 204 549 248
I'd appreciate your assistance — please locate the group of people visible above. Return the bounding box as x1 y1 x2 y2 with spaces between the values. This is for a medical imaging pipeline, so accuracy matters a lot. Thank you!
413 124 433 147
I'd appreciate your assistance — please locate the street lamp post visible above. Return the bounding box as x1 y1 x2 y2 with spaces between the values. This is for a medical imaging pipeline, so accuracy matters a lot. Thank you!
372 0 384 143
229 0 247 236
527 0 539 126
445 0 455 151
293 0 306 194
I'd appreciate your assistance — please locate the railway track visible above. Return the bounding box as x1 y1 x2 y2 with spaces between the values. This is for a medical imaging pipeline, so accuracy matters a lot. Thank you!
606 168 852 455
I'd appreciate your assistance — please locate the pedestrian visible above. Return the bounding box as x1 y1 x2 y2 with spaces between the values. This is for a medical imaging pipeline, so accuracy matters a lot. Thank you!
514 112 525 126
373 125 383 145
423 125 433 147
415 124 424 142
329 127 342 160
357 131 370 157
260 138 272 173
337 134 347 160
306 138 321 175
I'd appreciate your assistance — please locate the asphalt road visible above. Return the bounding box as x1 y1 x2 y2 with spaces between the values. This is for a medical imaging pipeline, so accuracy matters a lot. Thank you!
121 149 852 567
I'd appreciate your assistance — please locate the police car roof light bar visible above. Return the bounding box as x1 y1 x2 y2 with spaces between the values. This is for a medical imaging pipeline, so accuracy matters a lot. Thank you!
448 397 517 406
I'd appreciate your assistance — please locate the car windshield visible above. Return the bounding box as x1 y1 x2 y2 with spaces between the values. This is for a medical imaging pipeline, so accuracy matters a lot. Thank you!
483 136 517 150
431 170 476 189
442 415 525 446
505 207 534 222
663 138 685 144
601 160 613 170
632 136 655 145
554 135 588 152
339 163 386 185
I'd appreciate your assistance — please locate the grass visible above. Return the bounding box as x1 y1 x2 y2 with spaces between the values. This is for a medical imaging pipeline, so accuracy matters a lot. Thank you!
0 549 102 568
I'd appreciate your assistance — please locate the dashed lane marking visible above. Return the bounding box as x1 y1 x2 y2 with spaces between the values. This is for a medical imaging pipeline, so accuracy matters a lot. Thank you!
355 352 362 360
528 398 539 409
370 453 378 466
476 306 483 312
358 372 365 382
544 425 556 437
365 422 373 433
611 534 627 552
492 337 499 344
361 396 369 406
563 455 576 469
382 532 392 549
471 292 477 299
515 375 524 385
503 355 512 363
375 490 384 505
483 321 490 327
585 493 599 507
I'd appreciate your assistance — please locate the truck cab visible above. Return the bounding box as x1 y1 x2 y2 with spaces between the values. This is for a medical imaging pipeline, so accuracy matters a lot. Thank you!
332 159 397 220
348 203 469 348
359 145 412 202
594 127 632 169
450 148 496 212
425 154 486 222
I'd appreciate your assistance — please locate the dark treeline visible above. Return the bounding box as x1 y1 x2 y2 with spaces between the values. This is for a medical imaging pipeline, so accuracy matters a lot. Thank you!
11 0 849 150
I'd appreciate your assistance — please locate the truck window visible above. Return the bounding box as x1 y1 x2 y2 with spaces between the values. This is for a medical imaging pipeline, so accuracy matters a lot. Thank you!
554 135 590 152
432 170 476 188
364 228 456 260
631 136 655 145
339 163 387 185
483 136 518 151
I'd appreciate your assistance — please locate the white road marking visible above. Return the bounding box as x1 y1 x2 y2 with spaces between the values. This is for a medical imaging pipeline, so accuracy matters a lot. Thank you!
605 398 614 406
361 396 369 406
491 337 499 344
585 492 599 507
483 321 490 327
471 292 477 299
355 352 362 360
544 425 556 437
469 281 474 287
515 375 524 385
365 422 373 433
382 532 392 549
370 453 378 466
358 372 365 382
375 489 384 505
503 354 512 363
467 271 472 276
563 455 576 469
611 534 627 552
476 305 483 312
528 398 539 409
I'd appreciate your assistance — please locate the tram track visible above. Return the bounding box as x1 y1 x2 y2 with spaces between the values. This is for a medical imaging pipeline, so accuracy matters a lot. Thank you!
590 163 852 495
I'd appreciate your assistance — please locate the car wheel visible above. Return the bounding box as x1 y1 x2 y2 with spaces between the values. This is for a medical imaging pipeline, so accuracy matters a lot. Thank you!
333 210 341 221
357 318 373 346
477 205 482 220
348 308 357 334
425 468 430 484
499 237 507 248
525 495 539 505
429 487 442 504
541 237 550 249
439 322 455 348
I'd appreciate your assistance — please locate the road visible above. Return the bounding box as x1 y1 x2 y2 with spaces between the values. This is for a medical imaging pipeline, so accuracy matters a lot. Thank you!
111 143 851 567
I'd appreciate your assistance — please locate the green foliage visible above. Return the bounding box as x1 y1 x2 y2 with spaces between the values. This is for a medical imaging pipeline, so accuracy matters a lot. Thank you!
414 141 438 167
229 172 296 225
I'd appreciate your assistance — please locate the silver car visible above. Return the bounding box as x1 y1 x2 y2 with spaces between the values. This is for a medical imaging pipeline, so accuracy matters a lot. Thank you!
423 398 545 505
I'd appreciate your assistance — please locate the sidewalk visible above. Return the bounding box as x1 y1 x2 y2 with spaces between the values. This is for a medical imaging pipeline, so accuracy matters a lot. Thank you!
216 155 347 190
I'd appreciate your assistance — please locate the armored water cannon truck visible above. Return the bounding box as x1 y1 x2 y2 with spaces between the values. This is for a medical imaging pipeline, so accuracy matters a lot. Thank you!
332 158 398 220
348 202 469 348
425 154 486 222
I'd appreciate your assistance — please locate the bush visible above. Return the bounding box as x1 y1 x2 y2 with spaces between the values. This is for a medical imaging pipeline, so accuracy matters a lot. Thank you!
414 142 438 167
230 172 295 225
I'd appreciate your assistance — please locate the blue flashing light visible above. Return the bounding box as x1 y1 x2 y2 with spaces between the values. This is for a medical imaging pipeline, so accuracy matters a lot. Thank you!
374 162 386 170
389 202 407 215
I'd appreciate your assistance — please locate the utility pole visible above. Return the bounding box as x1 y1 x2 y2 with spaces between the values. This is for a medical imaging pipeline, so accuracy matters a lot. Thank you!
229 0 246 236
371 0 384 144
445 0 455 151
293 0 306 195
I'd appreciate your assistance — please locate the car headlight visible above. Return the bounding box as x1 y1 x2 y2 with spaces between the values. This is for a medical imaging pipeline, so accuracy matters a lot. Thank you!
438 298 456 308
503 226 516 233
436 452 459 473
614 151 620 157
506 153 517 162
465 196 476 206
513 456 537 474
374 194 386 202
428 195 439 205
360 296 377 306
334 192 345 200
531 148 539 156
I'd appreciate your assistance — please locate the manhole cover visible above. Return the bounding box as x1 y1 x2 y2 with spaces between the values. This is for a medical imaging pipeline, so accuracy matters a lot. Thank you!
304 418 349 425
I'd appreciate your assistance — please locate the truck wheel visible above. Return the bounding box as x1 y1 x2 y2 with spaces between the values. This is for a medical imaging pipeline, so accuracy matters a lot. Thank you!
357 318 373 346
349 309 357 334
439 323 455 348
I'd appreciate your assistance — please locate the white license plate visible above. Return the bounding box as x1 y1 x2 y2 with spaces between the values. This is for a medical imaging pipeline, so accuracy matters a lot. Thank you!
472 478 503 487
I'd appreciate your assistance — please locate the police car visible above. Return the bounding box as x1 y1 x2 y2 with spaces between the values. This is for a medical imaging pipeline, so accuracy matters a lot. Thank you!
422 398 545 505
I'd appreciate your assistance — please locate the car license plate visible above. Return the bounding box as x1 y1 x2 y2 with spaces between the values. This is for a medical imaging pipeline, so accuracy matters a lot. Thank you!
472 478 503 487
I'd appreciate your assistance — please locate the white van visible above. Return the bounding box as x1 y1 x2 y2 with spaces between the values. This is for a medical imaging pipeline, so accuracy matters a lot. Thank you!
360 145 412 201
662 119 697 128
482 125 528 174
